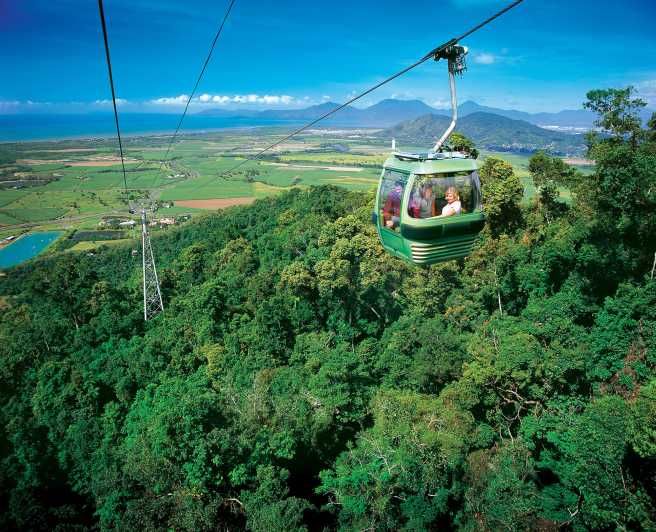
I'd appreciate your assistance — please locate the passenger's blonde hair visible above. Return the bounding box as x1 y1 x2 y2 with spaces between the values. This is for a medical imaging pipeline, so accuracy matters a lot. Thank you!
445 186 460 200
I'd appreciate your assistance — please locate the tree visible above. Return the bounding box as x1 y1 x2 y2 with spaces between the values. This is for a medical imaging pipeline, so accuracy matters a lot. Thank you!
460 443 540 531
527 151 576 221
241 466 309 532
583 87 647 147
318 391 473 530
629 379 656 459
577 88 656 281
478 157 524 236
648 112 656 144
448 132 479 158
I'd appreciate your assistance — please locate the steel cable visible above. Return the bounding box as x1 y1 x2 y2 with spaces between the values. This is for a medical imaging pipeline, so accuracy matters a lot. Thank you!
219 0 524 179
98 0 129 201
161 0 238 167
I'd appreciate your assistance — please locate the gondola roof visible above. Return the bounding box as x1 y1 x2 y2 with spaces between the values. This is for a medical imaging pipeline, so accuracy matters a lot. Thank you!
383 151 478 174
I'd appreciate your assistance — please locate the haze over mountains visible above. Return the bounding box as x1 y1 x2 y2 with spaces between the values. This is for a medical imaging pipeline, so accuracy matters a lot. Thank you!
198 98 604 155
197 98 654 129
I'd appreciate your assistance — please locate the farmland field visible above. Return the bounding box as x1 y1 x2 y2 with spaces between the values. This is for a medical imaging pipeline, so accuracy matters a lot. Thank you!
0 128 577 241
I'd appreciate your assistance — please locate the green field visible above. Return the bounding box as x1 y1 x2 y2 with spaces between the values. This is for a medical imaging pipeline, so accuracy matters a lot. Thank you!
0 189 31 207
1 130 576 236
68 239 134 252
0 211 22 225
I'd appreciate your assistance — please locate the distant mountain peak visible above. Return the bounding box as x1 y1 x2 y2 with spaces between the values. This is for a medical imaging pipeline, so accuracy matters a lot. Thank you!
309 101 342 109
194 97 654 130
380 112 586 156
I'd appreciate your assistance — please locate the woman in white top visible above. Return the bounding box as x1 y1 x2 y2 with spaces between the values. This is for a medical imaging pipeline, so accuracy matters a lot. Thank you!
440 186 462 217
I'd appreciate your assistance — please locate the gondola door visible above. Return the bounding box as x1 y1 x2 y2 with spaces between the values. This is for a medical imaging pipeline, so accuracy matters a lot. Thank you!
375 169 409 256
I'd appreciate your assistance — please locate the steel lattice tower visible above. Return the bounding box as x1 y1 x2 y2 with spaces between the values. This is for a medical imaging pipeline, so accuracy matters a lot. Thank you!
141 209 164 321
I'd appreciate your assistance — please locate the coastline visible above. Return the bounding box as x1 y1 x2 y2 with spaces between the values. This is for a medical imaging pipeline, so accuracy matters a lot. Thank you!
0 114 305 144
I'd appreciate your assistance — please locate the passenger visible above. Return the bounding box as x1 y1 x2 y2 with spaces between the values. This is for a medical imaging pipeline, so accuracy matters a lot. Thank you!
383 181 403 229
439 186 461 217
419 184 436 218
408 189 421 218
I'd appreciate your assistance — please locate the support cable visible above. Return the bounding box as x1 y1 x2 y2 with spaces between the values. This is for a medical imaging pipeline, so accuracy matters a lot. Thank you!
220 0 524 178
162 0 237 166
97 0 129 201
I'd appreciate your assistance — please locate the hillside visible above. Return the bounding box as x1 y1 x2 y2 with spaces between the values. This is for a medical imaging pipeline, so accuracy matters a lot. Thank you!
458 100 655 128
381 111 587 155
1 114 655 531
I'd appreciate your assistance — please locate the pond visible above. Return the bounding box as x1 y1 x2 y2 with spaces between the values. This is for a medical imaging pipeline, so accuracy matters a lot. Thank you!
0 231 63 269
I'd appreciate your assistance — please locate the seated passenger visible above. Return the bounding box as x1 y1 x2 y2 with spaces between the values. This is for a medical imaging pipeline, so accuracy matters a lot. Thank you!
419 184 436 218
439 186 461 217
383 181 403 229
408 190 421 218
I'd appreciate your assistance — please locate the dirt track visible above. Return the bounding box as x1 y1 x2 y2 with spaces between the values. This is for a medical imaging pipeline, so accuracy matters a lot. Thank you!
66 161 132 167
175 198 256 209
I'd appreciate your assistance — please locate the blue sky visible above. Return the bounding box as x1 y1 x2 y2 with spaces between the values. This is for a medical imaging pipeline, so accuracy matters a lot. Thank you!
1 0 655 114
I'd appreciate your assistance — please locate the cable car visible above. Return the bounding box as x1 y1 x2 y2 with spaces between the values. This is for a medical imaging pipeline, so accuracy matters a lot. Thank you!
372 45 485 265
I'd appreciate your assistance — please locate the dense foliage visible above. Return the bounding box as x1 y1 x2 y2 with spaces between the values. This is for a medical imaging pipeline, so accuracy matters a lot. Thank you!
1 93 655 530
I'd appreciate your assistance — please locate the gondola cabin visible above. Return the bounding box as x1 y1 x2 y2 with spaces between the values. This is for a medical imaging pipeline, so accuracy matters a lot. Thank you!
373 150 484 265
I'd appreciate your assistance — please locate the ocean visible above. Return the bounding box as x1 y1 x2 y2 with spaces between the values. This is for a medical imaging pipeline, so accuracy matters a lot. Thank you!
0 114 299 143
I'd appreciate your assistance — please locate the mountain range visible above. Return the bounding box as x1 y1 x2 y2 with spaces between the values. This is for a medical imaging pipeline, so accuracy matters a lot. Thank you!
197 98 654 129
379 112 586 155
196 99 436 127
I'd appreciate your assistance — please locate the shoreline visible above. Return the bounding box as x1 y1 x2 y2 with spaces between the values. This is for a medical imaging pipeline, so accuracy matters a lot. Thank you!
0 123 304 145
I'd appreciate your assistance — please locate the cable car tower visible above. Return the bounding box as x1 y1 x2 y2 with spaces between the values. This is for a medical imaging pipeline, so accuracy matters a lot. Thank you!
98 0 164 321
140 206 164 321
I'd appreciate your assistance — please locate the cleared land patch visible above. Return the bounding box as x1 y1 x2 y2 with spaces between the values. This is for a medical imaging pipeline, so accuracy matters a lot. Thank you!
175 197 256 209
69 240 130 252
563 157 594 166
17 157 138 166
253 182 286 197
263 162 363 172
65 160 136 167
41 148 98 153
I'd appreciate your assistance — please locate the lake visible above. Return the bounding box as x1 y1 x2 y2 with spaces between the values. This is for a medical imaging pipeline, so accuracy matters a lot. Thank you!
0 231 63 269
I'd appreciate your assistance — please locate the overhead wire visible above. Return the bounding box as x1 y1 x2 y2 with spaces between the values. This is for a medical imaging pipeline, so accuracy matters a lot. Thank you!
161 0 238 167
219 0 524 178
97 0 129 203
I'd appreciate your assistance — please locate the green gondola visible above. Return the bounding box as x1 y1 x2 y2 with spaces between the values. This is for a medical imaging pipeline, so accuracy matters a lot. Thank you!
372 44 485 265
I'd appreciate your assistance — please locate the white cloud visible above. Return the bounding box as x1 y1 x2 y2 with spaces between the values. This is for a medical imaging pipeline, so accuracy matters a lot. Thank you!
430 99 451 109
473 53 496 65
390 91 416 100
636 80 656 107
150 93 299 106
94 98 128 106
3 93 323 114
260 94 294 105
151 95 189 105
